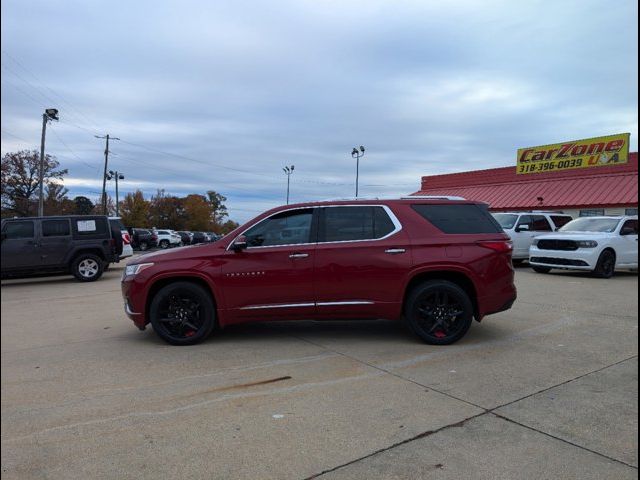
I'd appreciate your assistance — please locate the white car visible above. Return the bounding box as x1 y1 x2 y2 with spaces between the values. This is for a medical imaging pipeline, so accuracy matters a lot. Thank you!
155 229 182 249
109 217 133 259
492 212 574 262
529 216 638 278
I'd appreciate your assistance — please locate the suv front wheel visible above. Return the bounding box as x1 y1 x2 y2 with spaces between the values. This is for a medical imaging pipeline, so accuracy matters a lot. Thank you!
149 282 216 345
405 280 474 345
72 253 104 282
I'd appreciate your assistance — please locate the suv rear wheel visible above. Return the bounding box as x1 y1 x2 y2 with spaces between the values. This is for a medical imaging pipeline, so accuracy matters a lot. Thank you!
159 239 170 249
404 280 474 345
72 253 104 282
149 282 216 345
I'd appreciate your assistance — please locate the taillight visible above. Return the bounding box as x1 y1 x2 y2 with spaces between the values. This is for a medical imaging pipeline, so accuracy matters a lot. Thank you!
476 240 513 253
122 233 131 245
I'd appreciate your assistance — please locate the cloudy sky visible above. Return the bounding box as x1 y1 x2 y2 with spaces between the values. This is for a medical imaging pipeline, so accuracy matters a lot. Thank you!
1 0 637 223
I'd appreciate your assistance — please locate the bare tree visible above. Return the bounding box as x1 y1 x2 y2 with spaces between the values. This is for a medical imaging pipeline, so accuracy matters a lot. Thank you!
1 150 68 217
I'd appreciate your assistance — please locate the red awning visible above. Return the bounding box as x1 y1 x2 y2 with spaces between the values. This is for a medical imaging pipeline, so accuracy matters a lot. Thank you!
413 153 638 210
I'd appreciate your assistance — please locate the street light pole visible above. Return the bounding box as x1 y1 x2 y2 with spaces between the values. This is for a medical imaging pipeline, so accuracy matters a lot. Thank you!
351 145 365 198
38 108 59 216
283 165 295 204
107 170 125 216
95 134 120 215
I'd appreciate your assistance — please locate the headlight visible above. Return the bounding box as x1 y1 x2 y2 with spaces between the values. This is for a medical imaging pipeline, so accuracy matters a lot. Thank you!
576 240 598 248
124 263 154 276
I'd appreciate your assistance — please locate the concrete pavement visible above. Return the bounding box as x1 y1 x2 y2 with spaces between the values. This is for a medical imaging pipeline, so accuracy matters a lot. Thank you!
1 264 637 479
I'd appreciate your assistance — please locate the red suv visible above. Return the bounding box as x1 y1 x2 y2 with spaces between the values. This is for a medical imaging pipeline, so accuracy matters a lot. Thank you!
121 198 516 345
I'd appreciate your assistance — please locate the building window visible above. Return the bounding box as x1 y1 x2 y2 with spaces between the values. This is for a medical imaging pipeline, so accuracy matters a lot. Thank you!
625 208 638 216
579 209 605 217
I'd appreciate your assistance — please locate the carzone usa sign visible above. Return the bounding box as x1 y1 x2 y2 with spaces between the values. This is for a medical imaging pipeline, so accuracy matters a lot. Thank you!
517 133 630 175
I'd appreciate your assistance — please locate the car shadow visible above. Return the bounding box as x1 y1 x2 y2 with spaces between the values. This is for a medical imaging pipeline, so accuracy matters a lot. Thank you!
0 275 79 287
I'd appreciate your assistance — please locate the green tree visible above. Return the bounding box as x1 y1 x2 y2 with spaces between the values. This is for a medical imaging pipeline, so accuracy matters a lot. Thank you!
149 189 186 229
183 194 212 231
43 183 74 215
73 196 94 215
120 190 150 227
206 191 229 225
1 150 68 217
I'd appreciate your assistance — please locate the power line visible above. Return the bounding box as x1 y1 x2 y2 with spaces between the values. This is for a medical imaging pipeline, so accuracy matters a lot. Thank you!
1 53 102 131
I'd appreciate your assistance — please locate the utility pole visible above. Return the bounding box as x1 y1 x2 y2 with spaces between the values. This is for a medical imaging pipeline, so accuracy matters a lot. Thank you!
351 145 365 198
95 134 120 214
38 109 59 216
106 170 125 216
283 165 295 204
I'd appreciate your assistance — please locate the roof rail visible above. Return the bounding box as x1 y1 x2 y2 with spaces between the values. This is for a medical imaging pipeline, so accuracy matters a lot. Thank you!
401 195 466 201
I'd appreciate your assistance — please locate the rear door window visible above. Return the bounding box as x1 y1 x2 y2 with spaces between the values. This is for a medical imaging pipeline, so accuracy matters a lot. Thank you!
42 219 71 237
411 204 502 234
530 215 552 232
320 206 396 242
3 221 35 239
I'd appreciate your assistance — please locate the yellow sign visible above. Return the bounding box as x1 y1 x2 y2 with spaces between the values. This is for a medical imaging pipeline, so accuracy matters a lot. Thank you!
517 133 630 175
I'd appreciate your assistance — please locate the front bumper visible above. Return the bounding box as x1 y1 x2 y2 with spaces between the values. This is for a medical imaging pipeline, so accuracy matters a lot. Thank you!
121 277 147 329
529 245 599 270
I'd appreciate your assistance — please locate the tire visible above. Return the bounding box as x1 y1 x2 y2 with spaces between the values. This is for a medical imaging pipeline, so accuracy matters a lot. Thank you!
532 266 552 274
72 253 104 282
404 280 474 345
159 239 170 249
139 241 149 251
593 250 616 279
150 282 216 345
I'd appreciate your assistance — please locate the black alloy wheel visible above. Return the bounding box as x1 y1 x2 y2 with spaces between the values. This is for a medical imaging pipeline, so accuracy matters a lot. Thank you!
139 241 149 251
593 250 616 279
405 280 474 345
150 282 215 345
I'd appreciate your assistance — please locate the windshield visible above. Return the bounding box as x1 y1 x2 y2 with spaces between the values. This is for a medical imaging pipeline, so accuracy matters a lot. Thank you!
492 213 518 230
559 217 621 233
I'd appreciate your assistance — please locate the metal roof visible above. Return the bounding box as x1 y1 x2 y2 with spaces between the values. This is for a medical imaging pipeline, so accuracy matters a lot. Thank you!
412 152 638 211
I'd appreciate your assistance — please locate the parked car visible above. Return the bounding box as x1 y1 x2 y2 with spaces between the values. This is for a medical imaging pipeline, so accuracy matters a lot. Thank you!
207 232 221 242
154 229 182 249
492 211 573 262
110 217 133 261
529 215 638 278
190 231 207 244
176 231 193 245
122 197 517 346
128 228 158 251
2 215 122 282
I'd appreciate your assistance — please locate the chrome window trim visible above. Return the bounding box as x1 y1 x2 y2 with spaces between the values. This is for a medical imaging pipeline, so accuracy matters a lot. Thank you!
226 204 403 251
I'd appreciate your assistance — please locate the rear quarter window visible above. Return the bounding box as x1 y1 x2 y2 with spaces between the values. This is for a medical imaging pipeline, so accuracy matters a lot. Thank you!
551 216 573 229
72 217 109 238
412 204 503 234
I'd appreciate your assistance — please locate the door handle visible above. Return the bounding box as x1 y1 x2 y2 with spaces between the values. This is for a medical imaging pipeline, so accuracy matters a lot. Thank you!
289 253 309 259
385 248 406 255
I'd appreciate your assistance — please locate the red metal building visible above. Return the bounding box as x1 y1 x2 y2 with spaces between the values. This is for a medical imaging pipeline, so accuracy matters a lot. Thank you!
413 152 638 217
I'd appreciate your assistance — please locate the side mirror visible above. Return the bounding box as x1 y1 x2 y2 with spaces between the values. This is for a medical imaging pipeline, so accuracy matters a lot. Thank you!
232 235 248 252
516 224 530 232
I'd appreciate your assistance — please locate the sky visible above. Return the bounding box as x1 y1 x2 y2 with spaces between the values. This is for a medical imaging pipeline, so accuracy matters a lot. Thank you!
1 0 637 223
